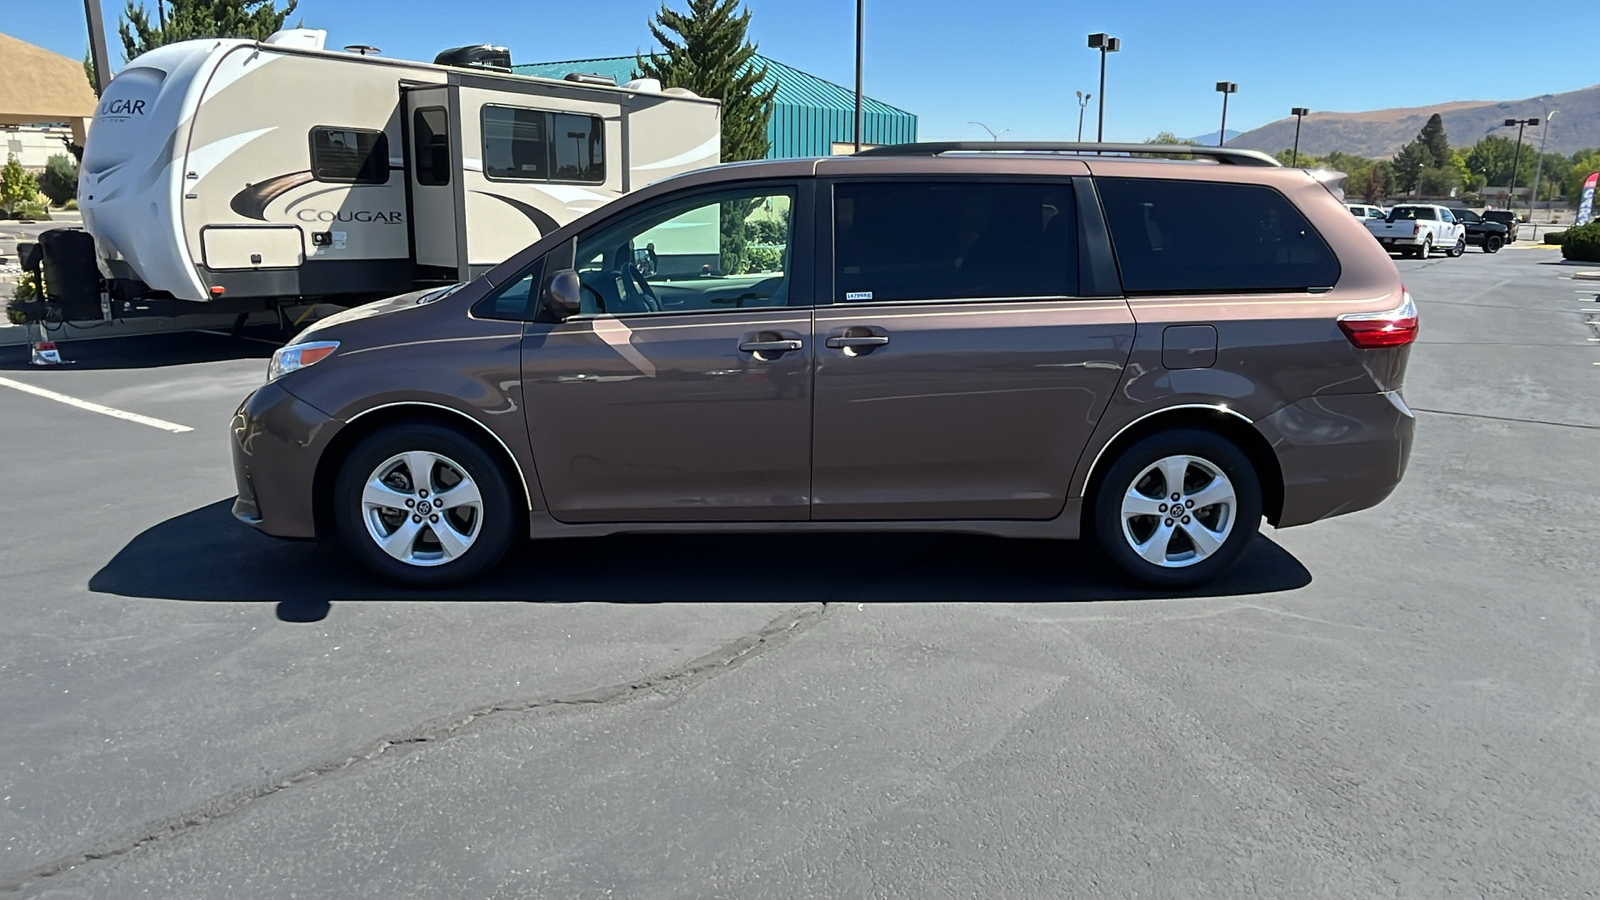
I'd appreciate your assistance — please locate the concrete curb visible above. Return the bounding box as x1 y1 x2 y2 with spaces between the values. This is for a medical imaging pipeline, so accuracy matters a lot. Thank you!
1572 271 1600 282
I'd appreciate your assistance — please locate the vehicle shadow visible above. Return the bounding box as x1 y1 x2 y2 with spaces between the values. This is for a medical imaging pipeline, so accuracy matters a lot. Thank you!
90 500 1313 622
0 328 280 371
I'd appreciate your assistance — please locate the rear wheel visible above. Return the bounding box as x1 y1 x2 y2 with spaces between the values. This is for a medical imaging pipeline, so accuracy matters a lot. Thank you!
1484 235 1503 253
1446 236 1465 257
1092 429 1263 589
1416 237 1433 258
333 423 517 585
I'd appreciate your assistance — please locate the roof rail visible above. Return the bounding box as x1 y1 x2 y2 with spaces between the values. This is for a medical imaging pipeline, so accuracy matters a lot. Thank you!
854 142 1282 167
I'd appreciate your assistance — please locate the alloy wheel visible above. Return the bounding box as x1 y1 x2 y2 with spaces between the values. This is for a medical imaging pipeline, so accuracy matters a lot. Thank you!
1119 454 1237 569
360 450 484 567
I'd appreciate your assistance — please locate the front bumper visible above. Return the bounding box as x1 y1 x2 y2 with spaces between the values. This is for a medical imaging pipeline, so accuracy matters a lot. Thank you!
1257 391 1415 528
230 382 341 539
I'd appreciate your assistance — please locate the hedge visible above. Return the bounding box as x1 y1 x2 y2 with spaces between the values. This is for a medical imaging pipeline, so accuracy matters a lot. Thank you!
1560 222 1600 262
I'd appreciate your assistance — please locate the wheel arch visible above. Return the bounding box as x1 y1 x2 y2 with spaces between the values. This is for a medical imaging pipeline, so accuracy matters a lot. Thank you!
1079 405 1285 530
312 402 533 540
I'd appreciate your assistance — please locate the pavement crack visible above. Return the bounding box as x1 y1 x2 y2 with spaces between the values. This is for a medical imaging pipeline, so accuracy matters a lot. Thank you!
0 601 829 894
1412 407 1600 431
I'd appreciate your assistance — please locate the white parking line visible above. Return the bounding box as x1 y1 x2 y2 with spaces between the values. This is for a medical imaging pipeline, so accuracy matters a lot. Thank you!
0 376 194 433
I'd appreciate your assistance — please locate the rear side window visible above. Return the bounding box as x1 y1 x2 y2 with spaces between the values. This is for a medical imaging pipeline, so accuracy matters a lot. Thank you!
1098 178 1339 294
309 127 388 184
413 107 450 187
833 181 1077 303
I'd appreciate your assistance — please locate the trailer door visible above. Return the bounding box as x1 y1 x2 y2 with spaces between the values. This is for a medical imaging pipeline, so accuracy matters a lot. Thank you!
404 85 462 280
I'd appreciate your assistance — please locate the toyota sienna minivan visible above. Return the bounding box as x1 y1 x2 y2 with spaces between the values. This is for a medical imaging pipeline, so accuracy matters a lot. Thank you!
231 143 1416 589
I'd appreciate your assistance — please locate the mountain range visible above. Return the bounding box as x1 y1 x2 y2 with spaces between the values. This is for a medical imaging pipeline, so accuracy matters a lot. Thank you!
1227 84 1600 159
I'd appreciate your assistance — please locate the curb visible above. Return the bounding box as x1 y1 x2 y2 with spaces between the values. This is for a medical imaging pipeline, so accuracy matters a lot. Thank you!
1573 271 1600 282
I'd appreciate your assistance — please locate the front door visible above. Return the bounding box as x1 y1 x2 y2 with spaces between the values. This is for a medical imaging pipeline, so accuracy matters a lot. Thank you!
811 179 1136 520
519 182 815 522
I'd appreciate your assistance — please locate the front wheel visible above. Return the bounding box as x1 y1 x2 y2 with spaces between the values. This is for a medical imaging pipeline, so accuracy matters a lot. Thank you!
333 423 518 585
1446 236 1465 257
1092 429 1263 589
1484 235 1503 253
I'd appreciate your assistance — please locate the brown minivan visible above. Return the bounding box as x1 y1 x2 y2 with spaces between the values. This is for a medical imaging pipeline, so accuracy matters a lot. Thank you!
230 143 1416 588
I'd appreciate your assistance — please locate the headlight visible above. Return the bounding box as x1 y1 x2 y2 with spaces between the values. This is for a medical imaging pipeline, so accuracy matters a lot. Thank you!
267 340 339 382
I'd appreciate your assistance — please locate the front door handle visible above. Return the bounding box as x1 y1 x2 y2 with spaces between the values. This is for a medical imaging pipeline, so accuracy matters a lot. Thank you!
738 339 803 353
825 335 890 349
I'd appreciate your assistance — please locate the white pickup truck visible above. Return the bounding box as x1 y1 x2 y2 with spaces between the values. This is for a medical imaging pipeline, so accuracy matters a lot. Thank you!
1365 204 1467 259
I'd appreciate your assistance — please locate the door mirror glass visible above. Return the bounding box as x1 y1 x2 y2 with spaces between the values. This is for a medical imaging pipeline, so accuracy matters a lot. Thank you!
543 269 582 318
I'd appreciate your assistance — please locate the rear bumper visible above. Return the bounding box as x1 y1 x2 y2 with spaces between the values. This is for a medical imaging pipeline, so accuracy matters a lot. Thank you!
1374 235 1424 247
230 382 341 539
1257 391 1415 528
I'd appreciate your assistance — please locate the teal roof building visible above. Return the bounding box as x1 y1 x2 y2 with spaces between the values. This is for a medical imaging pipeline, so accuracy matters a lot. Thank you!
513 55 917 159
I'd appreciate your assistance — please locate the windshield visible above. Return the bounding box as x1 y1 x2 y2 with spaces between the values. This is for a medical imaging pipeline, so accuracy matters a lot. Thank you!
1387 206 1437 222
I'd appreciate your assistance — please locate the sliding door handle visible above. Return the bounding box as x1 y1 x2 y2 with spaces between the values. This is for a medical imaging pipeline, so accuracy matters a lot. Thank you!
825 335 890 349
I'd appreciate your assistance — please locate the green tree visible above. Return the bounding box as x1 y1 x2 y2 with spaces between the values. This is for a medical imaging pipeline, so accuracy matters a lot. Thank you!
1393 141 1427 193
2 155 41 215
39 155 79 206
83 49 101 98
1567 152 1600 206
1466 135 1519 186
636 0 777 163
1145 132 1200 146
1417 113 1450 167
119 0 298 62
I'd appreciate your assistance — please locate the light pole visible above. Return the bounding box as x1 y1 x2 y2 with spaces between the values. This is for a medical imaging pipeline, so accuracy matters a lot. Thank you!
1290 107 1309 167
1075 91 1092 142
969 121 1004 141
1503 116 1538 215
1086 33 1120 142
1215 82 1238 147
1529 105 1556 236
853 0 864 152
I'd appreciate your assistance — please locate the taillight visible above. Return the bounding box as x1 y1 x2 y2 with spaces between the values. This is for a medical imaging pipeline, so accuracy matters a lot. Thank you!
1410 222 1419 236
1338 290 1418 349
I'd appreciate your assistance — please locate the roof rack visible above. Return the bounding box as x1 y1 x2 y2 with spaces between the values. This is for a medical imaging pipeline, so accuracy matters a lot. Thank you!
854 142 1281 167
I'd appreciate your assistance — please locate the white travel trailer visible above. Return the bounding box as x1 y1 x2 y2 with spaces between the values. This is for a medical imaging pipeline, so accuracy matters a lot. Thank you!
27 29 719 322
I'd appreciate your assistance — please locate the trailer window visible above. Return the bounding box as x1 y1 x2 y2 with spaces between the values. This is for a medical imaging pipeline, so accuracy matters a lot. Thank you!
413 108 450 187
482 105 604 184
309 127 389 184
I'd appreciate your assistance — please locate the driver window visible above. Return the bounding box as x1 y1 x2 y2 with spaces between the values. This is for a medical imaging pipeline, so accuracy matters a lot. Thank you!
573 188 795 316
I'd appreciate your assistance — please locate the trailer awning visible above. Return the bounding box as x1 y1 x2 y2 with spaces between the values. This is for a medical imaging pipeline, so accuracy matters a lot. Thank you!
0 31 98 144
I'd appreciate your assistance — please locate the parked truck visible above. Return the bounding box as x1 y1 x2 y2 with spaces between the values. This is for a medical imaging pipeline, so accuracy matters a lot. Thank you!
1364 204 1467 259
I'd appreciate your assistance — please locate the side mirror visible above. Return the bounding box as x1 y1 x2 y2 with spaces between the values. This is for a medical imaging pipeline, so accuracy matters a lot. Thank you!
542 269 581 319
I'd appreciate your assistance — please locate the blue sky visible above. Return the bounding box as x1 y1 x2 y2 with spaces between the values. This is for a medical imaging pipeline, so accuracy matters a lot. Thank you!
11 0 1599 144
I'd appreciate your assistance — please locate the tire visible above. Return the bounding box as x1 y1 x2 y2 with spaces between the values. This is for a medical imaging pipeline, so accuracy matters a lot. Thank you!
1484 235 1502 253
333 423 518 586
1419 237 1433 258
1091 429 1263 589
1446 236 1465 257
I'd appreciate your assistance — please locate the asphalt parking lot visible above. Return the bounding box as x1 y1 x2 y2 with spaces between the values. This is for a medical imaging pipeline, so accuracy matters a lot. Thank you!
2 244 1597 897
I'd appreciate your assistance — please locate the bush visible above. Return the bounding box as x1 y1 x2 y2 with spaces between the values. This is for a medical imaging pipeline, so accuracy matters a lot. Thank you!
39 154 77 206
744 246 781 272
1544 230 1565 245
17 202 50 221
0 154 38 214
64 198 78 211
1560 222 1600 262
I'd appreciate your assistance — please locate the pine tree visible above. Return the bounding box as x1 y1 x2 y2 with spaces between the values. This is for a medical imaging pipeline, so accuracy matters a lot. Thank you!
119 0 298 62
636 0 778 163
1417 113 1451 168
1393 141 1427 193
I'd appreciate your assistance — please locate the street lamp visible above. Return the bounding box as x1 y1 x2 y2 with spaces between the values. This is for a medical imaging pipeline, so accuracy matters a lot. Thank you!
1075 91 1092 142
1290 107 1310 167
969 121 1005 141
1086 33 1120 142
853 0 864 152
1215 82 1238 147
1529 105 1557 237
1502 117 1539 215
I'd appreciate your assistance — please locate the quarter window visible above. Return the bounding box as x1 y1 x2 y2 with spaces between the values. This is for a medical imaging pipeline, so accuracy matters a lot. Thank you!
833 181 1077 303
1098 178 1340 294
309 127 388 184
413 107 450 187
482 106 604 184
